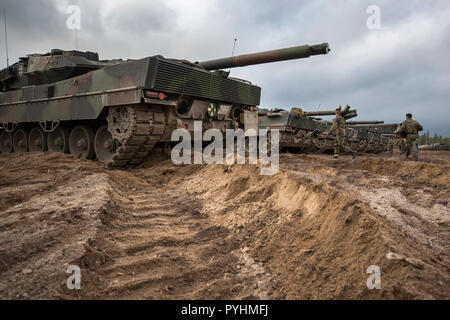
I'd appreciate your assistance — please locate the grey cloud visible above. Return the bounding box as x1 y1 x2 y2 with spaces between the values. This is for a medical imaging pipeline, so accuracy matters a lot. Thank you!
102 2 176 35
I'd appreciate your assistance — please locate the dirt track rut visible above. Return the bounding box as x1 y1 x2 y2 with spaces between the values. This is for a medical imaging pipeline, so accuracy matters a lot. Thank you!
95 171 275 299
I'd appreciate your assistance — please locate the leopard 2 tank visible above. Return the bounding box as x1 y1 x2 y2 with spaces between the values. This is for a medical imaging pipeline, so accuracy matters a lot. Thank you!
0 43 330 167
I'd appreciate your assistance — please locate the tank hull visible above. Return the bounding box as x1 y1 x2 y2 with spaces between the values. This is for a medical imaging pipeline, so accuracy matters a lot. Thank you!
0 56 261 124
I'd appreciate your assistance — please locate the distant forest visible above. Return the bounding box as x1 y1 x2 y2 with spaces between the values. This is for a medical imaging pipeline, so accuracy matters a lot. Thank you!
417 131 450 146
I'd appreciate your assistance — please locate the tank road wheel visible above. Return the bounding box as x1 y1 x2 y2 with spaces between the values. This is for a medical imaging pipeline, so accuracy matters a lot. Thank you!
69 125 95 159
13 129 29 153
94 125 117 163
48 126 70 153
29 127 48 152
0 131 13 153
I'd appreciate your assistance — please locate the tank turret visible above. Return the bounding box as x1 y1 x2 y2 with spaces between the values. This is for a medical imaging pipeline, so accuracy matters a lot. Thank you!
0 49 122 91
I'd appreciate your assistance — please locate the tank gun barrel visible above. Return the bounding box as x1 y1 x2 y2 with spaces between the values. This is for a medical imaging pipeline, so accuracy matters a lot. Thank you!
348 123 399 128
197 43 330 70
346 120 385 125
304 109 357 117
304 110 337 116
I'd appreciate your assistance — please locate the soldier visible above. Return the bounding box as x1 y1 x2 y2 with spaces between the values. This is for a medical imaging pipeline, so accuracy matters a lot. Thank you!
290 107 306 118
327 106 356 159
398 113 423 161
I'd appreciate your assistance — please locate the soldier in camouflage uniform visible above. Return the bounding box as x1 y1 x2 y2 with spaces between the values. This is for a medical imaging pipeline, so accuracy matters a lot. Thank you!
328 107 356 159
290 107 306 118
398 113 423 161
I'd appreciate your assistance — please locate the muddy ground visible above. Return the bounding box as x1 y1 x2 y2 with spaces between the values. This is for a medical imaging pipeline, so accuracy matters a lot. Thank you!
0 150 448 300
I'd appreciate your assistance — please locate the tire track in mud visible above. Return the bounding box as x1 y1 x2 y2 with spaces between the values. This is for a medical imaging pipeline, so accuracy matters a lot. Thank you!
94 170 275 299
0 153 276 299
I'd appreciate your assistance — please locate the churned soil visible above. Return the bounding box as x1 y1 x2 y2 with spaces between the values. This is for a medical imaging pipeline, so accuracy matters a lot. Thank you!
0 150 448 299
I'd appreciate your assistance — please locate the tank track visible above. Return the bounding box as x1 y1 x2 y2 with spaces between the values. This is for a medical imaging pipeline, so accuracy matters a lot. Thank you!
107 106 166 169
279 130 390 154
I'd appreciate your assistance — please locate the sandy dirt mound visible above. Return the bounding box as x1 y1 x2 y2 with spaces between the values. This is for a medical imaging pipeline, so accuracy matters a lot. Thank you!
289 153 450 189
0 153 111 299
0 150 448 299
179 163 449 299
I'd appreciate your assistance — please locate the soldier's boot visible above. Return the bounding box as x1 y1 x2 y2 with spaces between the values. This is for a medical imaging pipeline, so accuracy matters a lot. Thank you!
405 146 410 158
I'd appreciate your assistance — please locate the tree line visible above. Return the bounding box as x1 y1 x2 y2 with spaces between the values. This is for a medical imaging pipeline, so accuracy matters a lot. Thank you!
417 131 450 146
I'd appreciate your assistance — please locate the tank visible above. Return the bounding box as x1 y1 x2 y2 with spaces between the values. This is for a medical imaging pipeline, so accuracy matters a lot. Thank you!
258 107 392 153
0 43 330 167
258 108 332 151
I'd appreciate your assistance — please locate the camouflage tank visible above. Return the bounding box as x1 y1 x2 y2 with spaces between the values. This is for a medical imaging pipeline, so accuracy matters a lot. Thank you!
258 106 357 151
0 43 330 167
258 106 393 153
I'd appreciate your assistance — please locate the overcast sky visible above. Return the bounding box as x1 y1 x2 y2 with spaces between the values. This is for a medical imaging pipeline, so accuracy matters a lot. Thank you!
1 0 449 135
